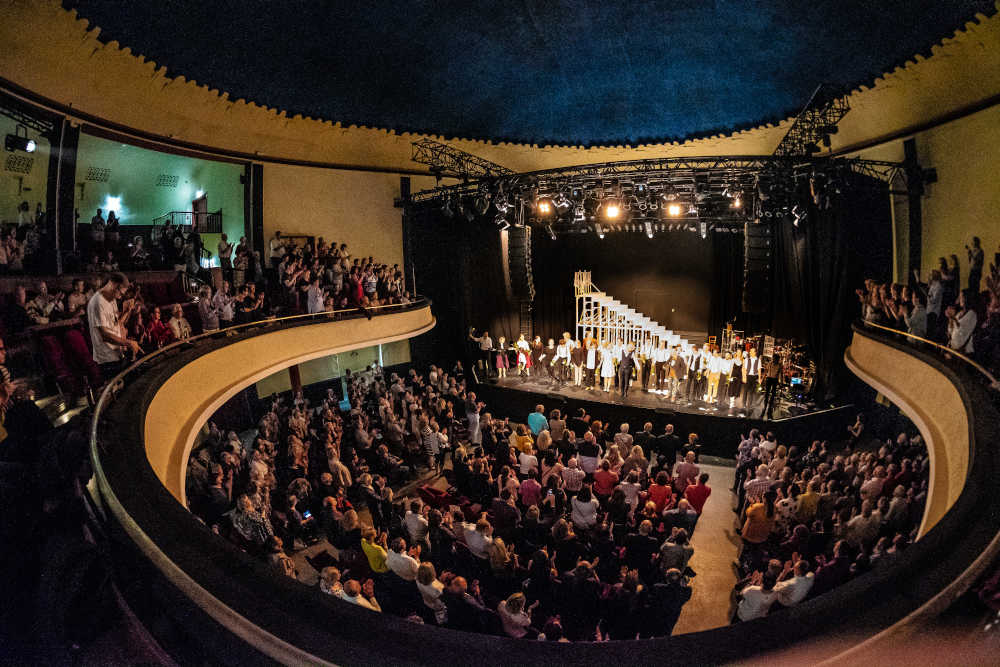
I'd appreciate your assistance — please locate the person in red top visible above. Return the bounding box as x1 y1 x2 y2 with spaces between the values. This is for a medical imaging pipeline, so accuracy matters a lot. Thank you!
592 459 619 503
684 472 712 517
146 306 173 348
646 471 675 515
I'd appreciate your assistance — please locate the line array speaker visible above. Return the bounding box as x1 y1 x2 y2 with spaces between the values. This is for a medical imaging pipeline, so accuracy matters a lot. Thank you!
743 221 772 313
507 225 535 302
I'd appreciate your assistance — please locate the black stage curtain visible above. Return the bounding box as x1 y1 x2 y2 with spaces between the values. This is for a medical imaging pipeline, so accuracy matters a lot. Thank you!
771 175 891 401
708 229 745 337
404 206 519 365
531 231 715 341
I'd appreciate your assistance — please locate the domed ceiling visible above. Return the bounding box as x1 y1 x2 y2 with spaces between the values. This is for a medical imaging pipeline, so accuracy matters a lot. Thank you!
64 0 996 146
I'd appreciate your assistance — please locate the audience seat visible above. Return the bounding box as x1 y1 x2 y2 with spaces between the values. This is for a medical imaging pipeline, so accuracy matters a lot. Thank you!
37 335 78 396
61 328 102 390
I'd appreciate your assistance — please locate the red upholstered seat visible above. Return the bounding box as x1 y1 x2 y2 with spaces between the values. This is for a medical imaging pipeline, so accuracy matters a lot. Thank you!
62 327 102 389
38 334 78 393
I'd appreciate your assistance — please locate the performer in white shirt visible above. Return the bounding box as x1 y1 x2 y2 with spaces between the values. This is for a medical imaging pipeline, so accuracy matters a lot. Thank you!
706 350 723 403
742 347 762 409
555 337 572 384
585 339 600 389
653 340 669 391
639 336 654 392
515 334 531 377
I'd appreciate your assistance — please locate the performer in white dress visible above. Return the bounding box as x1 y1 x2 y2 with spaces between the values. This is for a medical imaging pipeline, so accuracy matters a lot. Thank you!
600 341 616 392
515 334 530 376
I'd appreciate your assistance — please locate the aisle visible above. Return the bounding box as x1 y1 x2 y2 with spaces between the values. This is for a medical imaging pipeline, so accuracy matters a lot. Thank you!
672 463 741 634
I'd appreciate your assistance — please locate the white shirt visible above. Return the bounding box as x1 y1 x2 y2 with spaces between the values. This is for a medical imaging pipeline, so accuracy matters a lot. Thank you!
737 586 777 621
463 526 493 559
307 284 325 313
213 291 235 321
556 342 570 359
518 451 538 475
654 347 670 363
386 549 420 581
268 237 285 260
337 591 382 612
87 290 124 364
774 573 814 606
948 309 977 353
745 355 761 376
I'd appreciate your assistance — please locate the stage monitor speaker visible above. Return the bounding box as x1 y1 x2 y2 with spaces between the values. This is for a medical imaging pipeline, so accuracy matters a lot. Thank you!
507 225 535 302
743 222 773 313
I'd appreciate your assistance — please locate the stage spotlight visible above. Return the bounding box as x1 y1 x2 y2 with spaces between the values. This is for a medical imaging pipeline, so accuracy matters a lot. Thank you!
644 221 653 238
494 213 510 231
536 197 555 216
700 221 708 239
603 201 621 220
666 203 682 217
554 192 572 211
4 134 35 153
595 223 605 239
474 193 490 215
731 195 742 209
687 203 699 217
546 223 556 240
792 205 807 227
573 204 586 223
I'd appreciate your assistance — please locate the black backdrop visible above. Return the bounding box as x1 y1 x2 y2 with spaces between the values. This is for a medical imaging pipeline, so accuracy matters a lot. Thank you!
405 176 890 400
530 232 715 343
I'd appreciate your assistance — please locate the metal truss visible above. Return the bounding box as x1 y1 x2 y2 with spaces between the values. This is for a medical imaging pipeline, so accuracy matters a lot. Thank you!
410 138 514 179
408 155 909 203
773 84 850 157
0 102 55 135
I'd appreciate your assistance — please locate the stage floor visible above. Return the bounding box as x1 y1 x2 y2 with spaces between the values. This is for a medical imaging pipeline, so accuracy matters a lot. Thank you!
490 373 812 421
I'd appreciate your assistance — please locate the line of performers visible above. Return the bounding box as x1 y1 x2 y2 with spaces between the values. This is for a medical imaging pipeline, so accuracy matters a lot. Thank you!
470 328 785 414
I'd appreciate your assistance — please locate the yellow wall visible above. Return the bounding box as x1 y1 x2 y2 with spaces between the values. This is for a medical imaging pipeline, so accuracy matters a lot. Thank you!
0 112 49 224
847 105 1000 281
262 166 439 268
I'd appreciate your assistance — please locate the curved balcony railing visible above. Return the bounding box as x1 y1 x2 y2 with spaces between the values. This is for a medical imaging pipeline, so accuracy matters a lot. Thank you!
86 309 1000 665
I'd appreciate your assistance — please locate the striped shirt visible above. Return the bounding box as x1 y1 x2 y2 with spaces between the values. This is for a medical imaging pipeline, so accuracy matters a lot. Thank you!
744 476 773 504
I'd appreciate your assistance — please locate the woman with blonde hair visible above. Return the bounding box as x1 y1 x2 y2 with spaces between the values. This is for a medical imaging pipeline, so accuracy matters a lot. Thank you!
603 444 624 474
497 591 537 638
416 561 447 624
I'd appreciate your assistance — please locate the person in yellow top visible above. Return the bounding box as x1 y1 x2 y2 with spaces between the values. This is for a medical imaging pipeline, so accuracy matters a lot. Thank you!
362 529 390 573
509 424 534 455
741 489 777 545
796 479 821 524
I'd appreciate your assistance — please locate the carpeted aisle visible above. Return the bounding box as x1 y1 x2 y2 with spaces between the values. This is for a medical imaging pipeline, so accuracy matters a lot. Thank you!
672 463 741 634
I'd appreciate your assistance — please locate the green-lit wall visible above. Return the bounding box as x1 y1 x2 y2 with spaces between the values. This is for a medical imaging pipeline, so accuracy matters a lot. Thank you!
0 113 49 224
74 132 245 261
254 339 411 398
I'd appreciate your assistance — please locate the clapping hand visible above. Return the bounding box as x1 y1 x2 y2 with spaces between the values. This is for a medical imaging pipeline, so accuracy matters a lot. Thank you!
362 578 376 599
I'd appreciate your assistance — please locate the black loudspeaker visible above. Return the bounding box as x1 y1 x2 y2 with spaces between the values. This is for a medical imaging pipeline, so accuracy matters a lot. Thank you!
508 225 535 301
743 221 773 313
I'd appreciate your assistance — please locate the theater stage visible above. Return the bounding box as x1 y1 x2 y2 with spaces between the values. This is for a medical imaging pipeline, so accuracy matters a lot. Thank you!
473 375 855 459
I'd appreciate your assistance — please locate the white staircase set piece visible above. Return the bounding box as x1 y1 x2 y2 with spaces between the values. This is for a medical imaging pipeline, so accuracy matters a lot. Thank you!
573 271 692 351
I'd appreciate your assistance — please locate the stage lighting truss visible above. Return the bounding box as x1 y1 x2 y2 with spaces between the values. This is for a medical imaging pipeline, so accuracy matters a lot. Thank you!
412 154 910 238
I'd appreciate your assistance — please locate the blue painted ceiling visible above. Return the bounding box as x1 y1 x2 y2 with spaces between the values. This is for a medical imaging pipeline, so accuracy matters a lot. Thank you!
64 0 996 146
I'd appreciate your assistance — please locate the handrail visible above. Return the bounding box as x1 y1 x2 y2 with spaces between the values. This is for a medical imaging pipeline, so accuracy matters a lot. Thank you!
89 297 429 453
858 319 999 390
